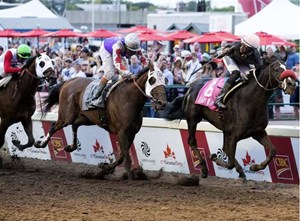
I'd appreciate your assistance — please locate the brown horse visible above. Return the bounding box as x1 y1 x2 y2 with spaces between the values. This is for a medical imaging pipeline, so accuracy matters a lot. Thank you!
34 63 167 179
160 59 297 180
0 53 54 167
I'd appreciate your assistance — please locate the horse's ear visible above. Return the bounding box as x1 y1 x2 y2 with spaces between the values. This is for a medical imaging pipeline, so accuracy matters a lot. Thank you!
148 59 154 72
36 49 41 57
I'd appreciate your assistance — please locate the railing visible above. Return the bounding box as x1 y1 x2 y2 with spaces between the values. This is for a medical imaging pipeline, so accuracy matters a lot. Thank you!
144 84 299 120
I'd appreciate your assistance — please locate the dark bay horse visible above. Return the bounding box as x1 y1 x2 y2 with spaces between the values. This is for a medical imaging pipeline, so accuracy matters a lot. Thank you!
34 63 167 179
0 53 54 167
160 59 297 180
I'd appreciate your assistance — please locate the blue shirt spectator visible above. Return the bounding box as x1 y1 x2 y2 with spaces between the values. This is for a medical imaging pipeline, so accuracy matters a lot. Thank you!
286 46 299 69
129 55 142 75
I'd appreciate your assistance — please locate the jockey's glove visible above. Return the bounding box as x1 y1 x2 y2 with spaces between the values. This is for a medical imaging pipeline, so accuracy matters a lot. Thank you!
121 70 134 79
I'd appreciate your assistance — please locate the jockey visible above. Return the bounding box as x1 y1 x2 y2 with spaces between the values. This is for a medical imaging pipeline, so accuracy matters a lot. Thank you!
215 34 263 109
0 44 32 79
90 33 146 108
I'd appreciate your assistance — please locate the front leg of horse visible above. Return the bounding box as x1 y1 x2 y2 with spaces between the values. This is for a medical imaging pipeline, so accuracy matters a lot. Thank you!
251 131 276 171
15 118 35 151
64 125 79 152
210 136 236 170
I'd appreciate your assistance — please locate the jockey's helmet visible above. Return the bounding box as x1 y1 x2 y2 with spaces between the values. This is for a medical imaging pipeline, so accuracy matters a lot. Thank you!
17 44 31 59
241 35 260 49
125 33 140 51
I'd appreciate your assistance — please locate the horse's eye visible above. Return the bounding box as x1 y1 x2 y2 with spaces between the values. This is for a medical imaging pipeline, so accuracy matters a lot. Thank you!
51 60 55 66
39 61 45 68
148 76 156 85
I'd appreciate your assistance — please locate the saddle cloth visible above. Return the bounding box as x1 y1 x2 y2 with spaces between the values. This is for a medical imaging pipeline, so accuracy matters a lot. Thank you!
82 78 122 111
195 77 227 111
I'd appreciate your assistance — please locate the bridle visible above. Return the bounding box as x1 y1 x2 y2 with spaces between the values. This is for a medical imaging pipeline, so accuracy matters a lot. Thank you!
133 70 166 106
252 60 283 91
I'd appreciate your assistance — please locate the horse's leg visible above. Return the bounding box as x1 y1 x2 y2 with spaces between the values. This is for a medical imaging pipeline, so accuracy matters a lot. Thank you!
64 115 91 152
100 129 134 179
187 119 208 178
14 118 35 151
234 159 246 181
211 134 236 170
251 130 276 171
0 119 10 168
34 119 65 148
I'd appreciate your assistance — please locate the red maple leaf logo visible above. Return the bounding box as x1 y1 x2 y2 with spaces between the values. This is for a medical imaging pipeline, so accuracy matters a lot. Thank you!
242 151 255 166
163 145 176 159
93 139 103 153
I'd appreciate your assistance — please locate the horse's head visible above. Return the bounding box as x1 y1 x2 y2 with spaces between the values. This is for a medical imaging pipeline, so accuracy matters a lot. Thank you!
145 61 167 111
35 52 55 79
268 60 298 95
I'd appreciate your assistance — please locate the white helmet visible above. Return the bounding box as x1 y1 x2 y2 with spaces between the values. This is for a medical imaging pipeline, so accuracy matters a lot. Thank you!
125 33 140 51
241 35 260 49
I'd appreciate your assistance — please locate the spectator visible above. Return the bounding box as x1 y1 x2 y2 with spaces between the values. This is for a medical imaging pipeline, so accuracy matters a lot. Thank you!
81 60 92 77
129 55 143 76
275 46 287 62
59 57 74 82
183 51 202 85
286 46 299 70
190 42 202 62
290 64 299 119
172 57 185 85
71 60 86 78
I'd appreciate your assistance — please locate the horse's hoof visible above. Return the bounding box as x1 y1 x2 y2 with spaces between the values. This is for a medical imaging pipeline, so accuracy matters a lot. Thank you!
34 141 41 148
210 153 217 161
64 145 75 152
12 140 20 147
250 164 260 172
201 172 208 179
98 162 109 170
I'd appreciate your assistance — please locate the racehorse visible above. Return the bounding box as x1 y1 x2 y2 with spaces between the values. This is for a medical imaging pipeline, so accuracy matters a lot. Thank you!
160 59 297 180
34 62 167 179
0 53 54 167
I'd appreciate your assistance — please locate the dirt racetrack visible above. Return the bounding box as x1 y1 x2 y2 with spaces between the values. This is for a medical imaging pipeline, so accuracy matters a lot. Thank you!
0 151 299 221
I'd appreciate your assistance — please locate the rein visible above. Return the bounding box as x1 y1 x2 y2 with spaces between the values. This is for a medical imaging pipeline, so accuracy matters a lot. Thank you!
252 61 282 91
133 78 151 99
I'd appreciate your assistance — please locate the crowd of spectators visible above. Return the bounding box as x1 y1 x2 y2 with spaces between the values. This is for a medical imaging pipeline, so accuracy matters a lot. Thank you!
4 37 299 119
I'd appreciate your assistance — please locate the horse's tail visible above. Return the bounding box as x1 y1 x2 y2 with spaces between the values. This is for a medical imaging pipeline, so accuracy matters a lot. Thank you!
159 96 185 120
42 82 65 114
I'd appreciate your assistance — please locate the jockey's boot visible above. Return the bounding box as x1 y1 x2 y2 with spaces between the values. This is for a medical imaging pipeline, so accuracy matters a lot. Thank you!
90 78 108 108
215 70 240 110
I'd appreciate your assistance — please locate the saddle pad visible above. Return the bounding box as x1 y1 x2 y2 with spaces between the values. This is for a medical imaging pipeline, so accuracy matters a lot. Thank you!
82 79 100 111
195 77 226 111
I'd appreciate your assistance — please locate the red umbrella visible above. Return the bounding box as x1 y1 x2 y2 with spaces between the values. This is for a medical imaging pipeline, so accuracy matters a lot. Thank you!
167 30 200 40
183 32 238 44
137 31 170 41
17 29 52 37
0 29 21 37
84 29 118 38
211 31 240 40
43 29 83 37
118 25 158 34
255 31 296 46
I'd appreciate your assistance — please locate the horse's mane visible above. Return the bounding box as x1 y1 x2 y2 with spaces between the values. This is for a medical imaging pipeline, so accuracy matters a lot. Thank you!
135 66 150 80
21 54 38 70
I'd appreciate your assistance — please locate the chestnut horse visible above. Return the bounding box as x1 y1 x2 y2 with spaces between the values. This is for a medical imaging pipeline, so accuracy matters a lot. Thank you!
34 63 167 179
0 53 54 167
160 59 297 180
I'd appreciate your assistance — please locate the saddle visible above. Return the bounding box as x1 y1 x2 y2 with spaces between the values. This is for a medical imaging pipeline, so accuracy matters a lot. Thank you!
195 77 245 111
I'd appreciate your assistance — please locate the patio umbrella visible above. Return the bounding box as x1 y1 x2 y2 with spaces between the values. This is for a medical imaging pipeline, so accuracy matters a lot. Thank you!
84 29 118 38
255 31 296 46
183 32 238 44
167 30 200 40
137 31 170 41
18 28 52 37
0 29 21 37
43 29 83 38
118 25 158 34
212 31 240 40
